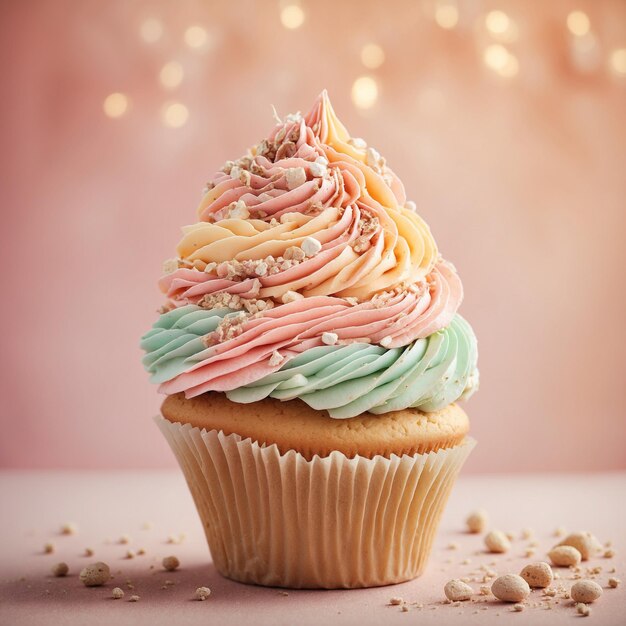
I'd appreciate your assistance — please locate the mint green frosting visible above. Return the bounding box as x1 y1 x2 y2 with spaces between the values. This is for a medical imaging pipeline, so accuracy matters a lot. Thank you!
140 305 478 419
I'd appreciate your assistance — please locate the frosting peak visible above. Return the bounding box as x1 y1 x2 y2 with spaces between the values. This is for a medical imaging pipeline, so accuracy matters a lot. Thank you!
142 92 478 416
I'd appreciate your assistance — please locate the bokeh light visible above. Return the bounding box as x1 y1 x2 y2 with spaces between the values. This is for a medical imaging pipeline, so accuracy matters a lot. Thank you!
360 43 385 69
159 62 184 90
484 10 518 42
609 48 626 76
184 25 208 49
280 4 305 30
102 92 129 118
139 18 163 43
162 102 189 128
434 2 459 30
351 76 378 109
483 44 519 78
566 11 590 37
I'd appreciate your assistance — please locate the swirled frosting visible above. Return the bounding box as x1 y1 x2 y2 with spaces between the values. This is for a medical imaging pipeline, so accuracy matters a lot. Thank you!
141 91 478 417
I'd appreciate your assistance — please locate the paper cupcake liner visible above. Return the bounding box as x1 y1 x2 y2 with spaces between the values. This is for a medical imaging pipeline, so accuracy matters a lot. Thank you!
156 415 475 589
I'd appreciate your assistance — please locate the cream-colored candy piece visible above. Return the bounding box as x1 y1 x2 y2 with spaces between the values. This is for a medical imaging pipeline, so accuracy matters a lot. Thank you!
195 586 211 601
281 290 303 304
485 530 511 553
228 200 249 220
301 236 322 257
51 562 69 577
162 555 180 571
519 562 553 588
309 161 327 177
444 579 473 602
557 532 599 561
60 522 77 535
79 562 110 587
111 587 124 599
571 580 603 603
466 510 488 534
268 350 284 367
576 603 590 616
254 261 268 277
285 167 307 190
548 545 582 567
491 574 530 602
162 259 179 274
349 137 367 149
322 332 338 346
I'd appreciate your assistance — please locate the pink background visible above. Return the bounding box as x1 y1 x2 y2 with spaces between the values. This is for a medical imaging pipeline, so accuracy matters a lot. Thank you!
1 0 625 472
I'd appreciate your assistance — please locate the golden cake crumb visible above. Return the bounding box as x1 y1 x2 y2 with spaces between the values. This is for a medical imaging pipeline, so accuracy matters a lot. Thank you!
512 603 525 612
111 587 124 599
118 535 131 545
51 562 68 577
557 532 598 561
195 586 211 601
444 579 473 602
491 575 530 602
84 548 94 557
520 562 554 589
485 531 511 554
162 555 180 571
43 542 55 554
129 595 140 602
79 562 110 587
548 545 582 567
604 549 615 558
389 597 404 605
576 602 591 616
608 577 621 588
571 580 603 603
60 523 77 535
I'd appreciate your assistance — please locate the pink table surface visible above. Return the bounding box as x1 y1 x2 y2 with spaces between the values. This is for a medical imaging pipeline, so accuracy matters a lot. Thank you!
1 470 624 626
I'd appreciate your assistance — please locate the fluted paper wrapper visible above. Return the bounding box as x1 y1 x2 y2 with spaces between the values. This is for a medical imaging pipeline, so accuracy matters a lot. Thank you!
156 415 475 589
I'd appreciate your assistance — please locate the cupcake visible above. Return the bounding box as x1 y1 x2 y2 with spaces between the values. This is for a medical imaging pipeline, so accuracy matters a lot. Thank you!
141 91 478 589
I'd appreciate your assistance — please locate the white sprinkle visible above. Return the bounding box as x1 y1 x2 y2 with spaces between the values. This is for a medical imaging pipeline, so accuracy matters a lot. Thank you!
228 200 249 220
285 167 307 190
230 165 242 180
281 290 304 304
269 350 284 367
349 137 367 149
322 332 338 346
309 161 327 177
379 336 393 348
162 259 179 275
254 262 268 276
301 236 322 257
366 146 381 169
315 156 329 166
